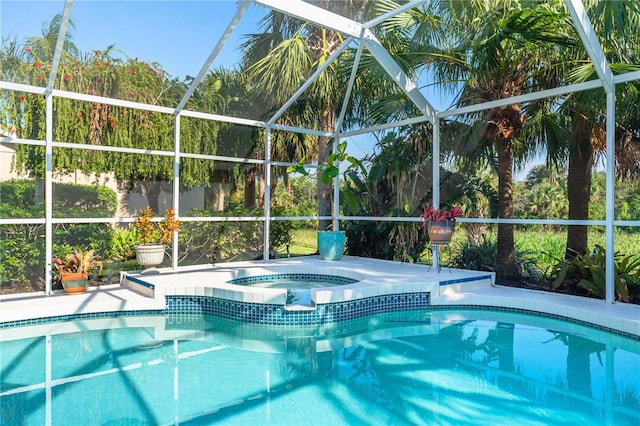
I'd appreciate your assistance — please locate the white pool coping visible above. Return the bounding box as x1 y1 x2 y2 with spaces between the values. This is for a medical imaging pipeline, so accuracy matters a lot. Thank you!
1 256 638 337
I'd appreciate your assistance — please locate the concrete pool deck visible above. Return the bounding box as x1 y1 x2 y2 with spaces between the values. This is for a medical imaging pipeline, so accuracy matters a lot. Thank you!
1 256 638 337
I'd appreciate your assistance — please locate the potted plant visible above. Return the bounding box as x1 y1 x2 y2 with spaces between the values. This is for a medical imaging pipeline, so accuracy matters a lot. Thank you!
419 204 463 245
133 206 180 272
52 248 103 294
288 140 363 261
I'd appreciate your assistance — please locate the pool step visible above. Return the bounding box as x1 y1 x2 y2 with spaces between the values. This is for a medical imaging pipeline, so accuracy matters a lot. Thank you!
284 303 316 311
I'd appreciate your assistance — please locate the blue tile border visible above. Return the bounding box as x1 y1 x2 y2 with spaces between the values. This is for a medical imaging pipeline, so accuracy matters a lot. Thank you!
0 298 637 341
439 274 493 286
164 292 430 326
0 309 164 329
228 273 358 286
125 275 155 289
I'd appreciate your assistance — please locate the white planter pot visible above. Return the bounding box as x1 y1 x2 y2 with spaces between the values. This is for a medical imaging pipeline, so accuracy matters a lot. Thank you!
134 244 166 272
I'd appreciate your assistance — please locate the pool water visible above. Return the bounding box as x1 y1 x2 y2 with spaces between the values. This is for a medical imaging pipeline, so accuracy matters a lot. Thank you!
227 273 358 289
1 309 638 425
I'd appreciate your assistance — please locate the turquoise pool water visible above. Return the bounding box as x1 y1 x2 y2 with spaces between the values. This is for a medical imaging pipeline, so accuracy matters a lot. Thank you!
1 309 638 425
227 273 358 289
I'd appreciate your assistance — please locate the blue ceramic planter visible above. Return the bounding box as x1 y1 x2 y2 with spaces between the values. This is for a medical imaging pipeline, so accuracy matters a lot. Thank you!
317 231 346 261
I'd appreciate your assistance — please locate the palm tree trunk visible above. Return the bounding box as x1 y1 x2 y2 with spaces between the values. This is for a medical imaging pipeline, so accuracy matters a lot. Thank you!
566 130 593 259
143 179 162 214
496 137 519 279
244 169 256 210
318 107 335 231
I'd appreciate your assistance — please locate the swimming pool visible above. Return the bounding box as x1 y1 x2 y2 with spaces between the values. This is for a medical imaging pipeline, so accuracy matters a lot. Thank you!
1 308 638 425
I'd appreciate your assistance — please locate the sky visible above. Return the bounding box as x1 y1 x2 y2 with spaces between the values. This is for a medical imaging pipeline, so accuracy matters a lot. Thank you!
0 0 542 175
1 0 265 80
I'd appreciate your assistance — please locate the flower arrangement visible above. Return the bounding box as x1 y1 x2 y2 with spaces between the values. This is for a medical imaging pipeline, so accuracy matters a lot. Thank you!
419 205 463 223
133 206 180 245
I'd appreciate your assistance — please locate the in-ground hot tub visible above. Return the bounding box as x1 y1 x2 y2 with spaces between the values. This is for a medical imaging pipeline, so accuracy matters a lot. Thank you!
121 256 494 325
227 273 359 289
227 273 360 305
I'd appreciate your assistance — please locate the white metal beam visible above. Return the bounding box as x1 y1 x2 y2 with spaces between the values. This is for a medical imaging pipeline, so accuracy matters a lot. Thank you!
254 0 363 38
45 0 73 96
361 28 437 117
267 37 355 126
174 1 249 115
565 0 615 93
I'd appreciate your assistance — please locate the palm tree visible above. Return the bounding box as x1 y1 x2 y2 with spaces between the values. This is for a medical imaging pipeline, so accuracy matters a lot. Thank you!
241 1 373 231
556 0 640 259
25 14 79 64
376 0 575 278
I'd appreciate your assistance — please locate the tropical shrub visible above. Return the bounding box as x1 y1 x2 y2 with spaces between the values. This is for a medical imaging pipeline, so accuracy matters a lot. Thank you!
547 245 640 302
449 235 544 283
0 180 117 289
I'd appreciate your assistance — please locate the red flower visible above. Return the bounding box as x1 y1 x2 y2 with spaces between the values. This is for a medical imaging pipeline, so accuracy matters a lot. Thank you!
108 118 116 128
34 61 41 68
129 68 136 74
38 75 44 81
64 75 71 81
78 113 83 119
19 95 26 102
25 47 32 53
420 205 463 223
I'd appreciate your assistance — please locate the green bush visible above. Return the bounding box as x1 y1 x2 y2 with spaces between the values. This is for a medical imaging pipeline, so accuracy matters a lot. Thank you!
0 180 117 288
179 206 293 264
547 244 640 302
449 235 544 283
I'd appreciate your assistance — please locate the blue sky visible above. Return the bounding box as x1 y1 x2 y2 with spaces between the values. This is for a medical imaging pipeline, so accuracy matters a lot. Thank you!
2 1 488 162
1 0 266 79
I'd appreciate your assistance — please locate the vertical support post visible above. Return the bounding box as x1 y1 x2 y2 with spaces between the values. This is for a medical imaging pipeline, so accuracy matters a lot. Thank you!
45 94 54 294
263 127 272 261
432 117 440 272
172 114 181 269
605 92 615 303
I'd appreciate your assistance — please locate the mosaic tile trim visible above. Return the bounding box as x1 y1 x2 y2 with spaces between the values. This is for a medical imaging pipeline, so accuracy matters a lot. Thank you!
439 274 493 286
429 304 639 340
0 309 163 329
164 292 430 326
228 273 358 286
0 301 637 341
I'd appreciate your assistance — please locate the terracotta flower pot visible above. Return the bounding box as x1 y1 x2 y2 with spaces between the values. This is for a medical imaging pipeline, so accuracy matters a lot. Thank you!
60 272 88 294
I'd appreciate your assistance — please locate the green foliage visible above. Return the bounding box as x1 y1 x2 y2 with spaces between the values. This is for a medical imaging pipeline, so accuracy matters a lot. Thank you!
448 234 544 283
0 179 43 217
0 180 117 287
287 140 364 185
514 170 640 230
449 235 497 272
178 206 293 264
0 224 43 285
548 245 640 302
272 177 317 228
109 227 138 261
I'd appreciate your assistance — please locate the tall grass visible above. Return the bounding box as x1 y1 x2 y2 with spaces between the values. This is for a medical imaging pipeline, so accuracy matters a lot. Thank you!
278 226 640 272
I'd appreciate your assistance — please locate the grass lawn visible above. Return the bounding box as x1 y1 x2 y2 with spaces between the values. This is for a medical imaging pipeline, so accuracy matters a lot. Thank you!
276 228 317 257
